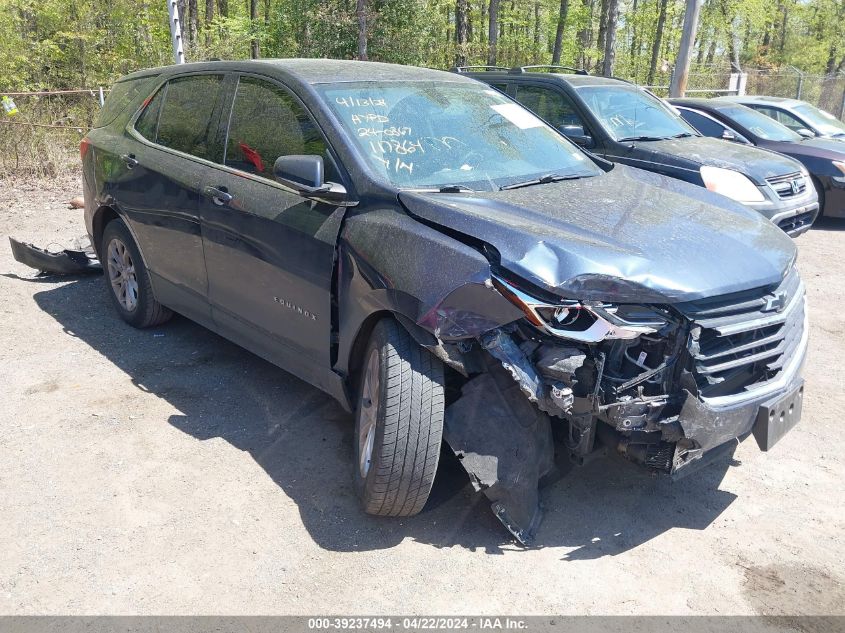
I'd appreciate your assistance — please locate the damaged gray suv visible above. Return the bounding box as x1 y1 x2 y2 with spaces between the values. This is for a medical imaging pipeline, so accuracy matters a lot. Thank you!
82 60 807 543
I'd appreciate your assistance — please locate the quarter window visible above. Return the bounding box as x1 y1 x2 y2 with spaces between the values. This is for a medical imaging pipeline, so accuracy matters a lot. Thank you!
134 85 165 142
225 76 334 180
155 74 224 161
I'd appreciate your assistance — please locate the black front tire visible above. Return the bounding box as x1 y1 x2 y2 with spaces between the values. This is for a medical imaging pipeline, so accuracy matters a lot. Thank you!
354 318 445 517
101 219 172 329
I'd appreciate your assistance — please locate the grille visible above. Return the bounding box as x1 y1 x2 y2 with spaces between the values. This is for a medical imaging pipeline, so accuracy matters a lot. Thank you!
766 171 808 200
678 268 805 399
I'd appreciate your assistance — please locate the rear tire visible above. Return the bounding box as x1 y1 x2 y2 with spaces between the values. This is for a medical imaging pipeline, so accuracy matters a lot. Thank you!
354 318 445 517
101 219 172 329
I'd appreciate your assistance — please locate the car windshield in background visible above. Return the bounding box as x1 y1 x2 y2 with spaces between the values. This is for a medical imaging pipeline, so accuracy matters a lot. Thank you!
721 105 801 142
794 103 845 137
317 81 601 191
577 85 697 142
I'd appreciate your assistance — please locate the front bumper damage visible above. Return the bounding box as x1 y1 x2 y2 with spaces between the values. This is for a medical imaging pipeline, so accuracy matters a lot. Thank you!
438 280 808 545
9 236 101 275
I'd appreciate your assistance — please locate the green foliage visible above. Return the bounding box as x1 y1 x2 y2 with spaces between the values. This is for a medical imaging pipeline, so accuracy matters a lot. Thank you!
2 0 845 92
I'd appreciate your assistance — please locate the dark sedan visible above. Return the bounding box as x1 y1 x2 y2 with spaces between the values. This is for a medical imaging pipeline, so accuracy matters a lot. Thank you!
671 98 845 218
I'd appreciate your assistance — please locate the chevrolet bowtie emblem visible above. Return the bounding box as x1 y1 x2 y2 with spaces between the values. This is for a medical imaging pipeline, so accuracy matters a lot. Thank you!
762 290 788 313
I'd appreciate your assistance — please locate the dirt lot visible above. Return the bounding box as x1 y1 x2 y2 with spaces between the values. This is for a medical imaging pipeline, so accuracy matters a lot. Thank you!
1 174 844 616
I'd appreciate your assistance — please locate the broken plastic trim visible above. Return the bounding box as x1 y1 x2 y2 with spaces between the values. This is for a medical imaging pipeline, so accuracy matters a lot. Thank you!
491 275 665 342
9 237 102 275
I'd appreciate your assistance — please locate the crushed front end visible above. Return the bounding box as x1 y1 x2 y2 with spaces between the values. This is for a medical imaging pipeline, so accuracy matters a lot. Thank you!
441 267 808 544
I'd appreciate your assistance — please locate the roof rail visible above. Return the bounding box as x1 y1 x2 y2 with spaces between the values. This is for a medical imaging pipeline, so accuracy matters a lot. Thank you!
509 65 589 75
451 65 510 73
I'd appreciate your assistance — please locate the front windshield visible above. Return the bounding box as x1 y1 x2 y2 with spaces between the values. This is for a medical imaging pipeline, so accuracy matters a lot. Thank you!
316 81 601 191
577 85 698 141
721 105 801 142
794 104 845 137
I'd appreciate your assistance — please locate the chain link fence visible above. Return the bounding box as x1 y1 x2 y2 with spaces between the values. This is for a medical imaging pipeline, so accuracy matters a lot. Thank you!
0 90 106 178
643 64 845 121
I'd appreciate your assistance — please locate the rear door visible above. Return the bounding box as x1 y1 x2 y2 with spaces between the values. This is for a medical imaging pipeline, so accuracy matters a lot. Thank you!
199 73 348 391
112 73 226 320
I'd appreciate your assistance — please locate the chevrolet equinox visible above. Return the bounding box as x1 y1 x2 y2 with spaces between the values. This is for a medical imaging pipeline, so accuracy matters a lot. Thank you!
82 60 808 543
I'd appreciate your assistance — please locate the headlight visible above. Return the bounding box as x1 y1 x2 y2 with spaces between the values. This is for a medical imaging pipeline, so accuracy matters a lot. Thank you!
832 160 845 177
492 277 667 343
700 166 766 203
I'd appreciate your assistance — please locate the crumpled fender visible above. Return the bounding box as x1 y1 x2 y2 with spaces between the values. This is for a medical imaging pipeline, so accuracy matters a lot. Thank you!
334 206 523 375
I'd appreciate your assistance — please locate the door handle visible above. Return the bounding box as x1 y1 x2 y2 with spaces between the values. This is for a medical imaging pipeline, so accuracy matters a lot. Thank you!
120 153 138 168
204 186 233 206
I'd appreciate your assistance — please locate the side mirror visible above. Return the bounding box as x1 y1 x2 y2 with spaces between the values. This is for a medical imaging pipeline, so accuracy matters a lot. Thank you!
273 154 352 205
796 128 815 139
722 130 737 141
273 155 328 193
560 125 594 148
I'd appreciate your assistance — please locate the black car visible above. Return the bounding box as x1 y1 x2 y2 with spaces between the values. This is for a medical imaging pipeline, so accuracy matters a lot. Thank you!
720 95 845 141
460 66 819 236
82 60 807 544
671 98 845 219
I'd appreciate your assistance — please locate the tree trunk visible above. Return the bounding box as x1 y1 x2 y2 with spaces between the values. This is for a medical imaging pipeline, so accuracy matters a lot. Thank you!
647 0 668 85
601 0 619 77
480 0 487 43
487 0 500 65
456 0 469 67
551 0 569 64
533 0 541 63
356 0 368 60
188 0 199 46
217 0 227 18
577 0 594 69
249 0 259 58
596 0 610 67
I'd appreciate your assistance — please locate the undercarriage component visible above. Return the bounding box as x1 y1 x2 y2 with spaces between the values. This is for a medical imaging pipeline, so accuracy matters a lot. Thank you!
9 236 101 275
443 357 554 545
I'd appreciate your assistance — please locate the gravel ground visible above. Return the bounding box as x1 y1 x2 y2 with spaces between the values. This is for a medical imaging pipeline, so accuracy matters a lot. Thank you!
1 174 844 616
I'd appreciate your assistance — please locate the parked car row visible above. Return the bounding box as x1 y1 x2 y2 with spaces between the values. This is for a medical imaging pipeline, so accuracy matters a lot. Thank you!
669 97 845 219
83 60 809 544
457 65 835 235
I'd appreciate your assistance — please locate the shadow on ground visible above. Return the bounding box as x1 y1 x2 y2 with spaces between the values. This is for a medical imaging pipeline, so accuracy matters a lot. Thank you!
811 216 845 232
33 277 738 557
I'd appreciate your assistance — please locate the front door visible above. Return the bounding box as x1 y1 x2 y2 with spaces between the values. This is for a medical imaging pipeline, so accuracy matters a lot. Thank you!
199 74 347 391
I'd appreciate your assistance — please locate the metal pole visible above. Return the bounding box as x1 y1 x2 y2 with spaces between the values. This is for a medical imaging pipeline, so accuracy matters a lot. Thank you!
166 1 185 64
98 86 104 107
839 73 845 121
669 0 704 98
789 66 803 99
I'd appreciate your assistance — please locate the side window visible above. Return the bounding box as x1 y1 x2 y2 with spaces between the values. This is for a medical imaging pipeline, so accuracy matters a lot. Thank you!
156 74 224 161
134 85 166 142
678 109 726 138
225 76 337 181
753 106 804 131
489 83 509 94
515 85 587 134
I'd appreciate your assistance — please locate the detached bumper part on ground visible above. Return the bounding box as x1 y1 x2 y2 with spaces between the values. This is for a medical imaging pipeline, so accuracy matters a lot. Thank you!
9 236 101 275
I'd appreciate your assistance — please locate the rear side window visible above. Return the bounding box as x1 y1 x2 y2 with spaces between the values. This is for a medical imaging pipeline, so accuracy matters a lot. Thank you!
156 74 224 161
224 76 335 180
95 76 158 128
515 85 587 132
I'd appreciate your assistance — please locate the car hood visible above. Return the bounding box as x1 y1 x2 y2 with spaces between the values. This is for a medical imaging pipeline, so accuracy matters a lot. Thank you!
768 137 845 161
398 165 796 304
646 136 801 183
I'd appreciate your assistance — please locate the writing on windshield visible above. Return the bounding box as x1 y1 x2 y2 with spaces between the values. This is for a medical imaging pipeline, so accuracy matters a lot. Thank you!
578 85 697 142
318 81 600 190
